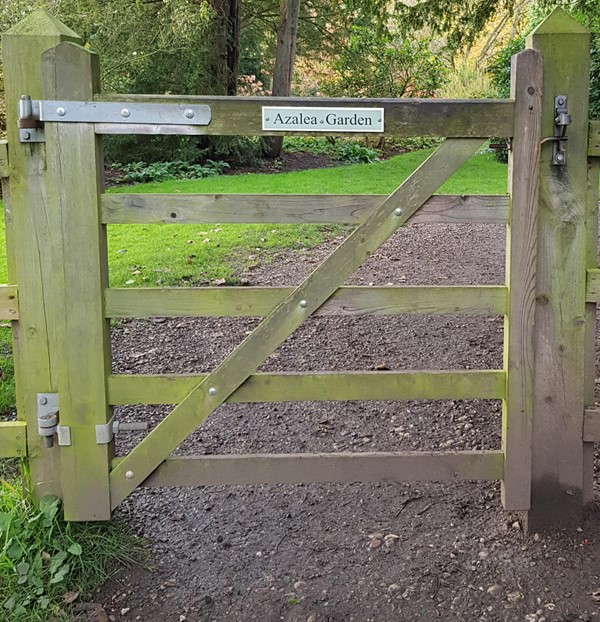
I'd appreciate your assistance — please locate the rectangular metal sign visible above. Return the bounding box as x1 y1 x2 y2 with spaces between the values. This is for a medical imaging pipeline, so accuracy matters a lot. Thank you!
262 107 384 133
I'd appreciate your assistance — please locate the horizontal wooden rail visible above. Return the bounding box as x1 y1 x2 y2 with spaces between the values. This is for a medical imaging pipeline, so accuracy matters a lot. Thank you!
590 120 600 156
583 409 600 442
111 450 504 487
94 95 514 138
101 194 510 225
0 285 19 320
107 369 506 405
105 285 508 319
0 421 27 458
586 268 600 301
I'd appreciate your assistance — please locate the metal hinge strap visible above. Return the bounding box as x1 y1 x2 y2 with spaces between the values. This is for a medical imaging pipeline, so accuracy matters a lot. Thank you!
18 96 212 143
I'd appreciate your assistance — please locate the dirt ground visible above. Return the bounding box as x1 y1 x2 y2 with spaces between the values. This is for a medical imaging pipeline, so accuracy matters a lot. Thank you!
94 202 600 621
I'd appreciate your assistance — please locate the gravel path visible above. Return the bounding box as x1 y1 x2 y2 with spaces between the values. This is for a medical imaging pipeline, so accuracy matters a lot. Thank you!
96 220 600 622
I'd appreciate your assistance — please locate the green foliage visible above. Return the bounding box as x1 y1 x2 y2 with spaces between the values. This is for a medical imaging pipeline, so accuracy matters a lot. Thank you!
283 137 381 163
0 482 146 620
487 36 526 98
321 26 447 98
119 159 230 184
0 327 14 418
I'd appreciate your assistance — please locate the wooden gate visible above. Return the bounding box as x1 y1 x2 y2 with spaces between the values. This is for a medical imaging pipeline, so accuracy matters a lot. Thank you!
1 8 599 529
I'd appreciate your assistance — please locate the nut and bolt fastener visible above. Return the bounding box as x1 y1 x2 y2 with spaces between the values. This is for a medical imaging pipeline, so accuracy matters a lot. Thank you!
56 107 66 117
22 131 31 140
39 396 48 405
394 208 403 216
184 109 195 119
558 97 565 105
125 471 134 479
121 108 131 118
555 153 565 163
299 300 308 308
208 387 217 396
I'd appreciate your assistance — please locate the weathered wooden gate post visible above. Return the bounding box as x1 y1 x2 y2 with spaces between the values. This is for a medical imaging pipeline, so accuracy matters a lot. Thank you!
3 11 113 520
2 10 81 501
528 8 592 528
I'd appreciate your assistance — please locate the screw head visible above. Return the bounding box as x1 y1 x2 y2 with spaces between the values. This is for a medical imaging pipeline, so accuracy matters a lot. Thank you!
184 109 195 119
22 130 31 140
208 387 217 396
555 152 565 164
557 97 565 105
39 396 48 406
394 208 403 216
125 470 134 479
299 300 308 308
121 108 131 118
56 107 66 117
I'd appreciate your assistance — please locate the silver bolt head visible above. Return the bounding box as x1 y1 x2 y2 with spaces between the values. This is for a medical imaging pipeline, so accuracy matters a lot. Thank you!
121 108 131 118
558 97 565 105
22 130 31 140
555 153 565 163
184 109 195 119
39 396 48 405
299 300 308 308
208 387 217 396
394 208 403 216
125 470 134 479
56 107 66 117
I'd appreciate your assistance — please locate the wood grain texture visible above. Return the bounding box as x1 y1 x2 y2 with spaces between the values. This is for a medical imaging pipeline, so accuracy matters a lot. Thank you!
0 286 19 320
105 285 508 318
583 409 600 442
42 42 113 521
109 138 486 509
589 120 600 156
112 451 504 487
2 10 80 501
0 421 27 458
107 370 506 405
101 194 510 225
94 95 514 138
501 49 542 511
529 9 591 527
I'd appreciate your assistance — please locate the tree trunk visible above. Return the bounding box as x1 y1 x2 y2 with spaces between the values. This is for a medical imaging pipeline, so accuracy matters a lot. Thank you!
208 0 241 96
266 0 301 158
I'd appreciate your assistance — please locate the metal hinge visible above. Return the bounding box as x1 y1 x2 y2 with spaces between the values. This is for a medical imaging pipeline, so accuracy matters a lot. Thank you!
18 95 212 143
37 393 71 447
96 413 148 445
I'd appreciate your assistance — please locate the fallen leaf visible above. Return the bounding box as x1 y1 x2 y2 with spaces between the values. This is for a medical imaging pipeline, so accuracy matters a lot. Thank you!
63 591 79 604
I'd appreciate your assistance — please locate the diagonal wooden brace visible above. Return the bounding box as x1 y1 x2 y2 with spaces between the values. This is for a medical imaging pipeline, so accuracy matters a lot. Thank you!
110 138 486 509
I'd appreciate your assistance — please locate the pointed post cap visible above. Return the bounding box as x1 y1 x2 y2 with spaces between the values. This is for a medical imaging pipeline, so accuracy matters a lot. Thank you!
529 7 589 37
4 9 81 42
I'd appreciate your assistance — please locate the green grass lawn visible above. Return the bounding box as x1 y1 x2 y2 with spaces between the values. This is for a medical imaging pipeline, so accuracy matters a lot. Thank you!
0 150 507 287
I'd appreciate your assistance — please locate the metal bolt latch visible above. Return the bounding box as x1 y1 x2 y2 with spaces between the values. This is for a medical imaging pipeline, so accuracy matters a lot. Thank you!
552 95 571 166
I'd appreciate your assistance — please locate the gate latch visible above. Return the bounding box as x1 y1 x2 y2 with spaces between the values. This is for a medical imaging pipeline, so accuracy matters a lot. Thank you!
37 393 71 447
552 95 571 166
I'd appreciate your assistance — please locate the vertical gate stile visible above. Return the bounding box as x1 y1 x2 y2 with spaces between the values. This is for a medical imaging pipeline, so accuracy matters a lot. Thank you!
41 41 113 521
502 49 543 512
2 11 81 500
584 157 599 504
528 9 591 527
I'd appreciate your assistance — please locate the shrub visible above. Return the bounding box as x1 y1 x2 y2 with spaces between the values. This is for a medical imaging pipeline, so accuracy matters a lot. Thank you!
118 159 230 184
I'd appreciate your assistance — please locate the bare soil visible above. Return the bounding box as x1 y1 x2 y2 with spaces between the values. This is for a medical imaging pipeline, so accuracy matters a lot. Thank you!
95 195 600 621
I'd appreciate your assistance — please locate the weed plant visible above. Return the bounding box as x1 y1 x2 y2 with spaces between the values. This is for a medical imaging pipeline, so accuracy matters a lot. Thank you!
0 475 147 621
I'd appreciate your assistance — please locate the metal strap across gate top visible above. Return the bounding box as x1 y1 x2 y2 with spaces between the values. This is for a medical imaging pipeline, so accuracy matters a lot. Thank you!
109 138 486 509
